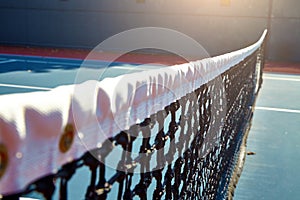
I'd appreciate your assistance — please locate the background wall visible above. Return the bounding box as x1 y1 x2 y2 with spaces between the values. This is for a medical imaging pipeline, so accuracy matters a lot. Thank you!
0 0 299 61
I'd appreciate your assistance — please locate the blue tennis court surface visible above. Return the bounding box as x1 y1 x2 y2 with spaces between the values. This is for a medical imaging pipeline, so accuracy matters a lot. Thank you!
235 73 300 199
0 54 163 95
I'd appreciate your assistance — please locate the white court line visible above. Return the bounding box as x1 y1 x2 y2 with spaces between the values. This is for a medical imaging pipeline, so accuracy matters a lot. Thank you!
0 57 81 67
255 106 300 114
0 57 160 70
3 58 148 69
0 83 51 91
17 59 80 67
263 76 300 82
0 59 16 64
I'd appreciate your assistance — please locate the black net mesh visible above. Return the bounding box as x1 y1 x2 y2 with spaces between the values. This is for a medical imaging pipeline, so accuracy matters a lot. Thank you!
2 40 266 200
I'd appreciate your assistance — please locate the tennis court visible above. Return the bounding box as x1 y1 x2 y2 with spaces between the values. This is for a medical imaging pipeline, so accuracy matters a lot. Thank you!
0 34 265 198
0 30 299 199
234 72 300 199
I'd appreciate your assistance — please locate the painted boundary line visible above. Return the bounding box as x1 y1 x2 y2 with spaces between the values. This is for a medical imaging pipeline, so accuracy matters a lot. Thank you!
0 83 52 91
0 57 160 70
0 59 17 64
263 76 300 82
255 106 300 114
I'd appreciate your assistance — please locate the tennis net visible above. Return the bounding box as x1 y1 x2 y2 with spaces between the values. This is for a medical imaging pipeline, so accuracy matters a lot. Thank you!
0 30 267 199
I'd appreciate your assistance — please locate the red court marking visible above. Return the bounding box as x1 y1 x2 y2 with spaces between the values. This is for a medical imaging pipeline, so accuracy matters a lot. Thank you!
264 61 300 75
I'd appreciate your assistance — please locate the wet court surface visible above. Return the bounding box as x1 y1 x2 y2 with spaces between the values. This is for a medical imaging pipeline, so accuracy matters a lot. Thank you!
235 73 300 199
